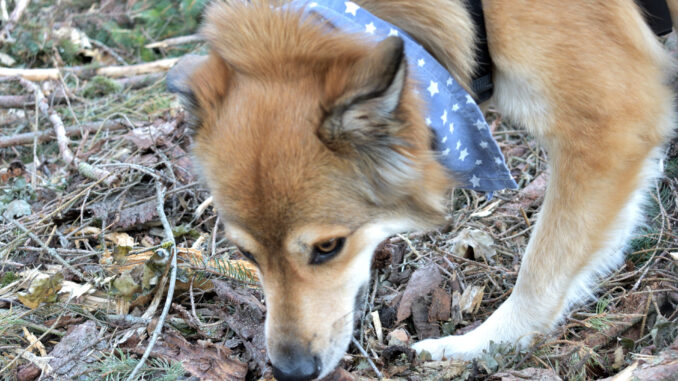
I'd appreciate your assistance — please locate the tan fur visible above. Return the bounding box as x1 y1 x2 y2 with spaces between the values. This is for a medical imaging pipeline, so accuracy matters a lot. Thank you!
167 0 676 376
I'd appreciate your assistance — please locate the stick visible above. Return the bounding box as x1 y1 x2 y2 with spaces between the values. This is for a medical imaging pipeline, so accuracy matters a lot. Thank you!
0 0 29 42
4 217 86 280
351 337 383 379
0 119 131 148
0 58 179 81
145 34 203 49
17 78 119 185
125 182 177 381
0 73 162 108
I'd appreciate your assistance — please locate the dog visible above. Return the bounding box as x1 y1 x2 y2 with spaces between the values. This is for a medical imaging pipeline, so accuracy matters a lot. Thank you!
167 0 677 379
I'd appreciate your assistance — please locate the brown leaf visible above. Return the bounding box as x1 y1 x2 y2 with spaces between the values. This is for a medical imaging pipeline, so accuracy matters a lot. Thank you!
319 368 355 381
428 288 451 322
412 295 439 339
396 264 442 322
500 172 549 215
133 330 248 380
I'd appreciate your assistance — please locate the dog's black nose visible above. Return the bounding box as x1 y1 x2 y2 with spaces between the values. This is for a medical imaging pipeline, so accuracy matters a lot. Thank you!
271 345 321 381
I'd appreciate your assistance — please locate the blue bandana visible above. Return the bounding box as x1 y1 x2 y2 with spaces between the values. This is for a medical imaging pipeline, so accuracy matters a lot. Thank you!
290 0 518 192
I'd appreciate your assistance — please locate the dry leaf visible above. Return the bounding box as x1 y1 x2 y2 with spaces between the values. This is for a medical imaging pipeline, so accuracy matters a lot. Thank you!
104 232 134 247
22 327 46 356
451 229 496 263
459 285 484 314
396 264 442 323
17 272 64 309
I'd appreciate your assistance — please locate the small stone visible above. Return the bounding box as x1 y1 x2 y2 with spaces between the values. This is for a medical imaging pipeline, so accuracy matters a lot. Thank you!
387 328 410 346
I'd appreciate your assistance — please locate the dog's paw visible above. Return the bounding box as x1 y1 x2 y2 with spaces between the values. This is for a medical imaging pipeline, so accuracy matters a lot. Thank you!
412 335 475 361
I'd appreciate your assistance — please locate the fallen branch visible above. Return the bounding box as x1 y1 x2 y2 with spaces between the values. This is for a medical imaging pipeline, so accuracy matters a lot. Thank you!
0 119 131 148
0 58 179 81
0 0 30 43
125 182 178 381
17 78 119 185
145 34 203 49
0 73 163 108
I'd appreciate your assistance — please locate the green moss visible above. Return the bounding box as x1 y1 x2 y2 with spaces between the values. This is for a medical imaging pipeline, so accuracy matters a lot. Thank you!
0 271 18 287
82 76 122 98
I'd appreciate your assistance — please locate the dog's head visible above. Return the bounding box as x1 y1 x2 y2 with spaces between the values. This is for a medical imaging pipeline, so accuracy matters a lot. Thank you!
168 1 451 378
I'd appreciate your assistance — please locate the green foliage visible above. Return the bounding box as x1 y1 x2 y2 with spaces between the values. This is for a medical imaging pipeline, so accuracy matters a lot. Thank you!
0 271 18 287
589 298 612 332
82 76 123 98
89 0 208 62
86 349 185 381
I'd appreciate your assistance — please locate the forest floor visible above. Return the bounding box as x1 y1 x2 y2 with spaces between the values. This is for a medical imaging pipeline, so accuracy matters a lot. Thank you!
0 1 676 380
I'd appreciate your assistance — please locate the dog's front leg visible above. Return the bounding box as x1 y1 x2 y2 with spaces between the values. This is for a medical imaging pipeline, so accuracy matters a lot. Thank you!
414 0 675 358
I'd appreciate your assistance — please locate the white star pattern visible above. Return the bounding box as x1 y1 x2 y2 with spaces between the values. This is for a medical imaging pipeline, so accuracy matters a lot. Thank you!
479 140 488 148
446 77 453 86
495 157 502 165
388 28 399 36
456 140 461 150
449 122 454 134
452 103 460 112
475 159 483 166
441 136 448 143
440 110 447 124
309 2 318 7
425 117 431 126
345 1 359 16
417 58 425 67
466 94 474 104
474 119 487 130
459 148 469 161
442 148 450 156
470 175 480 187
427 80 439 96
365 22 376 34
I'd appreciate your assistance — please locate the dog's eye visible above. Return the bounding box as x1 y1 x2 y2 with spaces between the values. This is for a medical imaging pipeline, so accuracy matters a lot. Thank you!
310 238 346 265
237 247 258 265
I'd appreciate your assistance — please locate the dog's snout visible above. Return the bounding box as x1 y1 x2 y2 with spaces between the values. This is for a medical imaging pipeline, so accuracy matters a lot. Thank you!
271 344 321 381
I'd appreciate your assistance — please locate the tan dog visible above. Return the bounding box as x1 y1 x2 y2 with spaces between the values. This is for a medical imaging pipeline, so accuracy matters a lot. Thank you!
167 0 677 379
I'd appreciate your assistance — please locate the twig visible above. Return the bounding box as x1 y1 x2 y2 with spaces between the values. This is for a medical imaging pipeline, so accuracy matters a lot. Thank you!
145 34 203 49
0 57 179 81
4 217 86 280
0 74 162 108
90 39 128 65
17 77 119 185
351 337 383 379
126 182 177 381
0 0 30 42
0 306 66 375
0 119 132 148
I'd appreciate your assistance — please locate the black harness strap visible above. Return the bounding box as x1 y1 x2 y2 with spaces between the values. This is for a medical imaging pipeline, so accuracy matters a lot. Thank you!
467 0 674 104
467 0 493 103
638 0 673 36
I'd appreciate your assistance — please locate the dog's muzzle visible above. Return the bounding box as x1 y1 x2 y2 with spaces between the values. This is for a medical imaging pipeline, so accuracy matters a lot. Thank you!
271 344 321 381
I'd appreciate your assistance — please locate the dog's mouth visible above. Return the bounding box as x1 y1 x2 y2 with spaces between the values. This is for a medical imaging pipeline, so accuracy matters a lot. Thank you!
353 281 370 324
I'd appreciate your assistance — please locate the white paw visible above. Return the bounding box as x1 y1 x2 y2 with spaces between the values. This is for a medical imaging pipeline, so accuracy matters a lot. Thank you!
412 335 477 361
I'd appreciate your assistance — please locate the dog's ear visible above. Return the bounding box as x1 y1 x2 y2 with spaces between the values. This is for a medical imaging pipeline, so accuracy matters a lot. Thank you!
167 54 230 126
319 36 407 153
